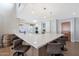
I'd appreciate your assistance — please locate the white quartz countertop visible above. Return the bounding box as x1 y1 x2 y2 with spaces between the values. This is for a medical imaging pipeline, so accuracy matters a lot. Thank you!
15 32 63 49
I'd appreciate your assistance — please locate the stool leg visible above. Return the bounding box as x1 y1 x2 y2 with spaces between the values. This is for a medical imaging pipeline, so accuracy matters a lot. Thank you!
13 52 18 56
22 53 24 56
18 52 24 56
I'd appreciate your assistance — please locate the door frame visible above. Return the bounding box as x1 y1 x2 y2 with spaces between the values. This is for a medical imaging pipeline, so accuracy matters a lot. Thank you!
56 18 75 42
61 21 71 41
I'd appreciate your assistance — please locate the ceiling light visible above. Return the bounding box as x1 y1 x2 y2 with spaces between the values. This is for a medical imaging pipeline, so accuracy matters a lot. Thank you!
44 8 46 10
43 16 46 18
32 11 34 14
72 12 76 16
36 24 38 26
33 20 37 23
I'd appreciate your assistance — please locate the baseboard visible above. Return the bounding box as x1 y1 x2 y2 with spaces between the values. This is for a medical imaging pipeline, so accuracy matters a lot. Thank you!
71 40 79 42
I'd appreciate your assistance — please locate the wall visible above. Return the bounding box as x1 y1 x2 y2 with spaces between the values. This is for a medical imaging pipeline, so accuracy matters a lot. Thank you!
0 4 16 40
50 19 57 33
2 5 16 34
56 18 75 42
75 17 79 42
0 15 3 40
45 21 51 33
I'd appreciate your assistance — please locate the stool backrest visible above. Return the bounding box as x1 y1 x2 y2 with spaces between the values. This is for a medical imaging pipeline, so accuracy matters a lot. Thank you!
47 43 62 54
13 39 23 48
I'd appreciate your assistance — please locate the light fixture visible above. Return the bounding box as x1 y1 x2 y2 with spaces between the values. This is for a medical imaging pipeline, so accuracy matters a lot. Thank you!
18 3 21 7
43 16 46 18
33 20 37 23
36 24 38 26
72 12 76 16
32 11 34 14
43 7 46 10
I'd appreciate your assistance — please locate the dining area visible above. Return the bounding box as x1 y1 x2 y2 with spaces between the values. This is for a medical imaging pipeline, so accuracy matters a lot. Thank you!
0 32 68 56
13 33 67 56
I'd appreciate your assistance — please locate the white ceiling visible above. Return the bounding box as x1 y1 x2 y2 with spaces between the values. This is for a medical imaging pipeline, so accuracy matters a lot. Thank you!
16 3 79 23
0 3 79 23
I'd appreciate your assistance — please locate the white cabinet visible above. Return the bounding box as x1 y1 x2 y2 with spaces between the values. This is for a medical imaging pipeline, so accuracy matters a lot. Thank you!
41 21 51 33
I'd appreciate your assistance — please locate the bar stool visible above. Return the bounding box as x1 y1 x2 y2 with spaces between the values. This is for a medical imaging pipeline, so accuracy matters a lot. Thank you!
47 43 64 56
56 37 67 51
12 39 31 56
51 36 67 51
0 35 4 48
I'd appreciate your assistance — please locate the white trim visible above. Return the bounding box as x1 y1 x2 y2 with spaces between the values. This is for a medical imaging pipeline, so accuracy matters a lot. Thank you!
56 18 75 42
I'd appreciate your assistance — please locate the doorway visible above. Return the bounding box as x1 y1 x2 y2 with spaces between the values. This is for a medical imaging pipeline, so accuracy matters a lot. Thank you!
61 22 71 41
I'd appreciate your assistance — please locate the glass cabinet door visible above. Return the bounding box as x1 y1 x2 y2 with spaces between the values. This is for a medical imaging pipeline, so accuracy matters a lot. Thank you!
41 21 51 33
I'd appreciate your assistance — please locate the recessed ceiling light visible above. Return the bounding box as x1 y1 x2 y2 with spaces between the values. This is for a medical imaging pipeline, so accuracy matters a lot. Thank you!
43 16 46 18
72 12 76 16
32 11 34 14
33 20 37 23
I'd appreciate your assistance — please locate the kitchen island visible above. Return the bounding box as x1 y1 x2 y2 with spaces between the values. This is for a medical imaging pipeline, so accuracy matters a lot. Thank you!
15 32 63 56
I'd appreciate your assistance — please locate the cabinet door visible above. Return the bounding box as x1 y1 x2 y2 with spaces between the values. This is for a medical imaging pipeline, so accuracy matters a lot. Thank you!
41 21 50 33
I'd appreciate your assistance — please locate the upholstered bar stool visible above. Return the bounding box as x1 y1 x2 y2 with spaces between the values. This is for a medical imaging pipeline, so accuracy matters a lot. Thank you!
50 36 67 51
47 43 64 56
0 35 4 48
56 37 67 51
12 39 31 56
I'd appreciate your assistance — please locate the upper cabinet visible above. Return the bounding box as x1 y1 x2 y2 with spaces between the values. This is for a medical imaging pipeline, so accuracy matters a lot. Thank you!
16 3 53 34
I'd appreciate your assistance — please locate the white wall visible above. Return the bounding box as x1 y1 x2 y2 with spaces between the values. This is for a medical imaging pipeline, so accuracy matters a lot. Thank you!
56 18 76 42
74 17 79 42
0 4 16 40
45 21 51 33
0 16 3 32
51 19 57 33
0 15 3 40
2 5 16 34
